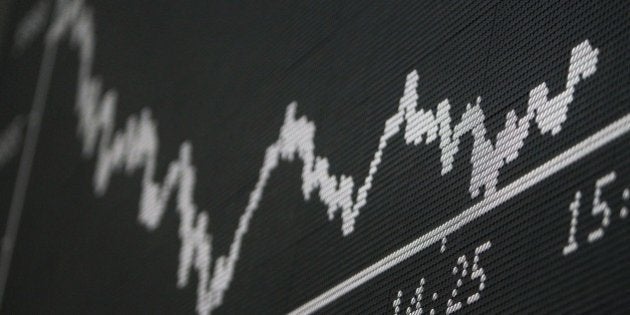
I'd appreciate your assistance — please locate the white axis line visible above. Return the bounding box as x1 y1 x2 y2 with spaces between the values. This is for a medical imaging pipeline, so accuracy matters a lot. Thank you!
0 42 58 306
289 112 630 315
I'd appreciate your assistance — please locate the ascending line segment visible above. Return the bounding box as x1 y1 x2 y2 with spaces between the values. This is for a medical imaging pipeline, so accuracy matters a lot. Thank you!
289 112 630 315
0 43 58 307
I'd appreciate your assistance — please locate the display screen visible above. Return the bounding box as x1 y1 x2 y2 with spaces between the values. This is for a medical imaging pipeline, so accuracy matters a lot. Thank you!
0 1 628 313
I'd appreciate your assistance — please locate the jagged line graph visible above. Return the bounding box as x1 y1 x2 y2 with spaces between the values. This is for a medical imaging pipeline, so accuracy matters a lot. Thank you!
0 1 612 314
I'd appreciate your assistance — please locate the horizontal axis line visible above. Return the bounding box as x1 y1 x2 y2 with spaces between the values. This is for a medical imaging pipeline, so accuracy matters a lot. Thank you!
289 112 630 315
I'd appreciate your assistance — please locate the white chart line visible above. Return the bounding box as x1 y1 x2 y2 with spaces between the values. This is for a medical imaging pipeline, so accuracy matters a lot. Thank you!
0 3 620 313
0 42 58 306
289 112 630 315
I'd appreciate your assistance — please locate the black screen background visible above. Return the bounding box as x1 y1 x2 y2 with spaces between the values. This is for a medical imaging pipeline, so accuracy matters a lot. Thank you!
0 1 628 314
